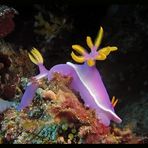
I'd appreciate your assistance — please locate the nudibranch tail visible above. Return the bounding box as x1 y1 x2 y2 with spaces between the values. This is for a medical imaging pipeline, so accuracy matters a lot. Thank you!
71 26 118 67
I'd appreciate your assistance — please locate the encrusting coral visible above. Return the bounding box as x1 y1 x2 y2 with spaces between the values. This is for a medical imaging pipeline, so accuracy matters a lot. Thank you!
0 73 142 144
0 42 35 102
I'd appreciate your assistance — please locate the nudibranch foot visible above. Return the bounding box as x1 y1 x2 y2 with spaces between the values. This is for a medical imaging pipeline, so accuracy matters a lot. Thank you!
17 83 38 111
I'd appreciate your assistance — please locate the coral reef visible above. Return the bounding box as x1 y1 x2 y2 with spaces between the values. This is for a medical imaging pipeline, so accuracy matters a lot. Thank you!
0 73 143 144
0 42 35 78
34 5 73 43
0 99 12 113
0 42 35 100
0 5 17 38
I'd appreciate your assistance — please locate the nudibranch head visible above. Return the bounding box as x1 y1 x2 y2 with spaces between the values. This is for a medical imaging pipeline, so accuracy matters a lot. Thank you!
71 26 118 67
17 48 48 110
28 48 48 75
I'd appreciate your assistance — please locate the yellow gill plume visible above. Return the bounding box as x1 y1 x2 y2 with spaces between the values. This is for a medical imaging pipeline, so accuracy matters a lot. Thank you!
71 45 86 63
86 36 94 49
71 26 118 64
96 46 118 61
94 26 103 48
71 52 85 63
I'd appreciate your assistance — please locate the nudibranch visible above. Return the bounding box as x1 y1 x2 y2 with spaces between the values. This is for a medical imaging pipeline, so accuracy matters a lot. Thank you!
18 27 122 126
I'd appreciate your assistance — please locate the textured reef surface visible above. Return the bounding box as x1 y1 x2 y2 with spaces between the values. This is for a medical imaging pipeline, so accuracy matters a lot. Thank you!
0 73 143 144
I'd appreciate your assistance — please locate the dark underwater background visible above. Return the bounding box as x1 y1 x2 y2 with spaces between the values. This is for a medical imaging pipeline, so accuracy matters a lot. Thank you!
0 0 148 143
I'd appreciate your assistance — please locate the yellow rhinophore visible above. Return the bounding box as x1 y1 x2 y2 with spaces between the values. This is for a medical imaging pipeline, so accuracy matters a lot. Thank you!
28 48 43 65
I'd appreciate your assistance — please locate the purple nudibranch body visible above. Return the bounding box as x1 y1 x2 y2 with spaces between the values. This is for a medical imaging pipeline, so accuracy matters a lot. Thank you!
18 27 122 126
